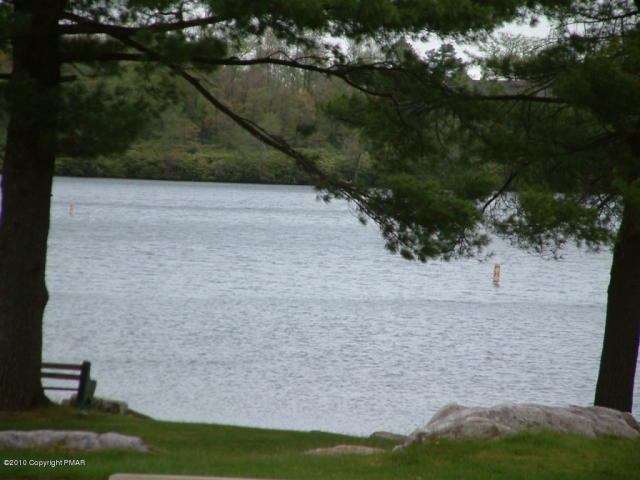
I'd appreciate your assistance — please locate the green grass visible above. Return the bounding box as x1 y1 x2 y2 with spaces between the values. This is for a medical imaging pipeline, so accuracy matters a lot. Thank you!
1 406 639 480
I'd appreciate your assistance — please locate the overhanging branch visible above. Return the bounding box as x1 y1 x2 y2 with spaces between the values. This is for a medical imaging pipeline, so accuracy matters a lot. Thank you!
482 170 519 213
59 11 223 36
56 9 425 251
64 13 387 219
58 9 408 100
60 49 398 100
460 93 567 104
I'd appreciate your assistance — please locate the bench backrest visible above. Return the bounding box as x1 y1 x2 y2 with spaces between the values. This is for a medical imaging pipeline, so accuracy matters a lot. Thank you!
41 361 96 408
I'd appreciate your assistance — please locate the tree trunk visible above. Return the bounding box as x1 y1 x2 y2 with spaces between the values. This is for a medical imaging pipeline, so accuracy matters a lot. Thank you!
0 0 62 410
594 199 640 412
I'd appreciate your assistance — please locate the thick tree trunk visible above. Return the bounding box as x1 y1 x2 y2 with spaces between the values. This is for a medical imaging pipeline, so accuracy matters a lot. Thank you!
594 200 640 412
0 1 62 410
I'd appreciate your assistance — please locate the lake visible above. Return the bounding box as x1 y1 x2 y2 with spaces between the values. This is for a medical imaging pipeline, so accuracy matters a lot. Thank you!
42 177 637 435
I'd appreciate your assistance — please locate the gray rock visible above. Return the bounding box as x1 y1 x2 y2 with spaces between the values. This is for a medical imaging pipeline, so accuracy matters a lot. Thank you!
306 444 386 455
0 430 150 451
401 403 640 446
369 431 408 443
91 397 129 415
62 396 127 414
98 432 149 451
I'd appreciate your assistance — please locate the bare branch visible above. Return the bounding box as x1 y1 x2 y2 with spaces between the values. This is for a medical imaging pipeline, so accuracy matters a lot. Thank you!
458 92 567 105
482 170 519 213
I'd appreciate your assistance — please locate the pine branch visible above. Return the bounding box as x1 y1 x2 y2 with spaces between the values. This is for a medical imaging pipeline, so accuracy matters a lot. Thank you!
59 9 408 100
60 50 397 99
59 11 222 36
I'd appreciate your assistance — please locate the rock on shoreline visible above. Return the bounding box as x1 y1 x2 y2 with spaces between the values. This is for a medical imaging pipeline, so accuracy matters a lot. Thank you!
62 396 151 418
0 430 150 451
400 403 640 447
306 444 387 455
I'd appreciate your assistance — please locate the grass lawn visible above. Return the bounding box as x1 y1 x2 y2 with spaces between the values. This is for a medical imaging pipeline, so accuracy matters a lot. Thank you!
0 406 639 480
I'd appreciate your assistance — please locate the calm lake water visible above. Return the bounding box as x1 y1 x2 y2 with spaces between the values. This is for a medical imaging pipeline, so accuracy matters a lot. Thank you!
42 177 637 435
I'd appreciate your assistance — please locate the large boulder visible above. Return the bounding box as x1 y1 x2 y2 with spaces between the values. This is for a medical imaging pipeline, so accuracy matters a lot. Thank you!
401 403 640 446
0 430 150 451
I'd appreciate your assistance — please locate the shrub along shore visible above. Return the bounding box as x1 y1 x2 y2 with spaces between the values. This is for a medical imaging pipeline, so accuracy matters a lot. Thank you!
1 406 639 480
53 146 376 185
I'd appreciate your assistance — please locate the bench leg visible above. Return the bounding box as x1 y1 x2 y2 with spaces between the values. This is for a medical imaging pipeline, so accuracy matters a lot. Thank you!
75 361 95 408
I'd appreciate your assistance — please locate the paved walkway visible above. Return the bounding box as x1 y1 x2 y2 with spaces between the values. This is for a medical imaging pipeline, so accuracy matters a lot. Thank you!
110 475 285 480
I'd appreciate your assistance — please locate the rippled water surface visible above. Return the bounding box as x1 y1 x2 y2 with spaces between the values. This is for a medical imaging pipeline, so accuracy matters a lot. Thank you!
43 177 637 435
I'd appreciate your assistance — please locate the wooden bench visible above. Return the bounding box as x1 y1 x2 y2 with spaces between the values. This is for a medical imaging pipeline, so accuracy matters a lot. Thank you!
41 361 97 408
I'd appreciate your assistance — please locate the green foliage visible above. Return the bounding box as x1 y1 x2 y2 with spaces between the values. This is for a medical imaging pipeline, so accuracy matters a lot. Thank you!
54 145 373 185
206 0 538 40
324 4 640 260
0 3 12 52
57 72 167 158
154 34 228 66
494 189 615 254
366 175 489 261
